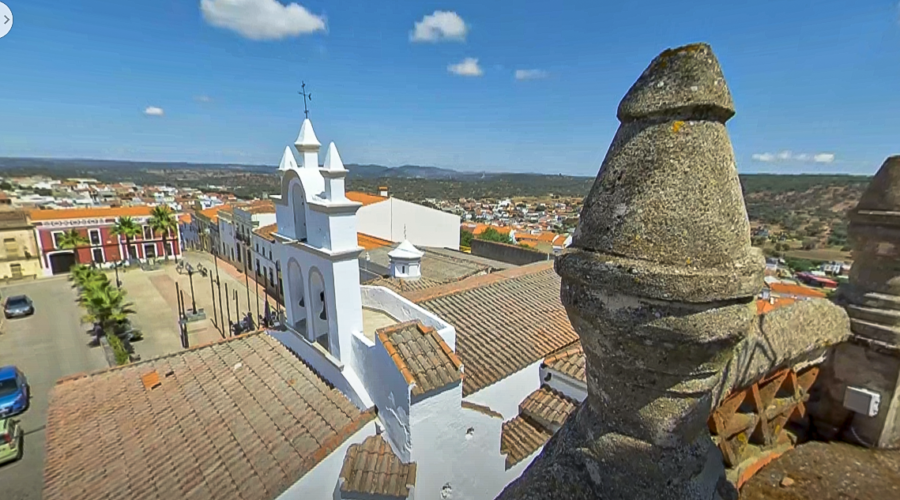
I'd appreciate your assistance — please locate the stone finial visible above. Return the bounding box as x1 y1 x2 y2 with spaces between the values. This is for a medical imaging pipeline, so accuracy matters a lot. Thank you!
853 156 900 213
322 142 346 172
839 156 900 344
500 43 763 499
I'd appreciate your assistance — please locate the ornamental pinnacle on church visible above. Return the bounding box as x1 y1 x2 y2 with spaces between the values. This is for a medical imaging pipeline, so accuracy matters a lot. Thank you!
320 142 348 202
294 118 321 169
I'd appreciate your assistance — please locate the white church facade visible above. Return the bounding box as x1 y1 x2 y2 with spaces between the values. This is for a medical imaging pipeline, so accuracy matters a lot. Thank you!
265 116 582 499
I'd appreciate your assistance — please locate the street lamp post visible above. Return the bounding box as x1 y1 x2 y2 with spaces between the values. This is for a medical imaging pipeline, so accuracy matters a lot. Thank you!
209 273 218 330
187 266 197 314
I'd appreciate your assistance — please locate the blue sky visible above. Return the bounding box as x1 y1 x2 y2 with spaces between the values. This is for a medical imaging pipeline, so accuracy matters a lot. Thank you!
1 1 899 176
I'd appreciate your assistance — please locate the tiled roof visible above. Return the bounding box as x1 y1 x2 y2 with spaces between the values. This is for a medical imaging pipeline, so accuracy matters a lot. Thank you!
501 416 552 469
236 200 276 214
358 232 393 250
346 191 388 207
756 297 797 315
518 385 578 429
461 223 513 236
42 331 375 500
28 205 153 221
376 321 462 397
542 344 586 382
461 400 503 419
254 222 279 241
767 282 827 299
197 204 230 224
414 262 579 396
366 276 446 294
339 434 417 498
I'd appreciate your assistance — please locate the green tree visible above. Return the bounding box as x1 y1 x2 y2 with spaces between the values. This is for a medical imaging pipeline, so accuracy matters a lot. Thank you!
460 229 474 248
111 216 142 261
57 229 89 264
478 227 513 244
149 205 178 261
80 280 136 365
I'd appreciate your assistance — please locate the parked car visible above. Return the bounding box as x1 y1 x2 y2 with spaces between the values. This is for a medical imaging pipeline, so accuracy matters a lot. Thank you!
0 418 23 466
3 295 34 319
0 367 29 418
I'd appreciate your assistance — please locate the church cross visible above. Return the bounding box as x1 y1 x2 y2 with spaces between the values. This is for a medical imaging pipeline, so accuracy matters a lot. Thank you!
298 82 312 119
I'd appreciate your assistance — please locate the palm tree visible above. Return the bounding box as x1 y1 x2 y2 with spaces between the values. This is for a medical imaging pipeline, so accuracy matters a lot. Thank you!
149 205 178 261
80 281 136 364
111 216 141 262
57 229 90 265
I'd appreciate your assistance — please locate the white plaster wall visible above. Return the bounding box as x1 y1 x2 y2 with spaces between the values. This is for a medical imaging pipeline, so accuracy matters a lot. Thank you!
331 255 365 361
505 446 544 485
327 212 359 252
360 286 456 351
540 366 588 403
268 327 373 410
219 218 236 260
464 360 543 420
253 212 277 228
410 386 509 500
357 198 461 250
350 332 413 462
307 210 331 250
275 420 377 500
276 203 295 239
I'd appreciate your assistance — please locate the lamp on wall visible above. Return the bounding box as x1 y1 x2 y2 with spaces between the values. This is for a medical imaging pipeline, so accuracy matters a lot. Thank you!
319 291 327 320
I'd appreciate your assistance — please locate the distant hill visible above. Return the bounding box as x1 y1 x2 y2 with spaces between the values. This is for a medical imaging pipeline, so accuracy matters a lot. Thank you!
0 157 872 244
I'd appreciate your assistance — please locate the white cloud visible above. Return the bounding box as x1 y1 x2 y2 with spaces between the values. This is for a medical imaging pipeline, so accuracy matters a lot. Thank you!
410 11 468 42
144 106 164 116
200 0 326 41
195 95 212 103
751 150 835 163
515 69 548 81
448 58 483 77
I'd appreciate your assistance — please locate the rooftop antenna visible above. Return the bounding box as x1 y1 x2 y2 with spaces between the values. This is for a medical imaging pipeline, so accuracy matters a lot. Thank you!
298 82 312 119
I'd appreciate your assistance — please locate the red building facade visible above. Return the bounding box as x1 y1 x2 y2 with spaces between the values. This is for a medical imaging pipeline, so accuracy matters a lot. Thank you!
29 206 182 275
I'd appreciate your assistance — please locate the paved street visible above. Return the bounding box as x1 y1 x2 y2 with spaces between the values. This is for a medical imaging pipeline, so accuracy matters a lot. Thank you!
0 278 107 500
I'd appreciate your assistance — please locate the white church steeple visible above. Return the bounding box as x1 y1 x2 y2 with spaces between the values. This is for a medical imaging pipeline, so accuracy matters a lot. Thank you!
294 118 321 169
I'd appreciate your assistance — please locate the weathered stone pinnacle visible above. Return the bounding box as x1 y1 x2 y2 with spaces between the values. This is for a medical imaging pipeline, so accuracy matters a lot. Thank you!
839 156 900 345
498 43 763 500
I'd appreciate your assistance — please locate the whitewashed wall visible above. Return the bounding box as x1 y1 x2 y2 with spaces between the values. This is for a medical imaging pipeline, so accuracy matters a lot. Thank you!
351 332 413 461
410 385 509 500
275 420 376 500
540 365 588 403
357 198 461 250
360 286 456 351
464 360 543 420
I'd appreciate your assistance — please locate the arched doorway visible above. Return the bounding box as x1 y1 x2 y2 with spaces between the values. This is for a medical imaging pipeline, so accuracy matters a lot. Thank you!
287 258 305 331
49 252 76 275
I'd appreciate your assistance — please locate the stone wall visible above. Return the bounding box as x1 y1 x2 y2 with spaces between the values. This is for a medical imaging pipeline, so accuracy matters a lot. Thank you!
471 239 551 267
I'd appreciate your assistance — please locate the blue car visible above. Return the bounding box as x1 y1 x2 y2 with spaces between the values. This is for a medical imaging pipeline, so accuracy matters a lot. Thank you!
0 366 29 418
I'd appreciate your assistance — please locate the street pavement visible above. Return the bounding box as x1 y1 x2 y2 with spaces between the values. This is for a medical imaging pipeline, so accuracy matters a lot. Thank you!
0 277 107 500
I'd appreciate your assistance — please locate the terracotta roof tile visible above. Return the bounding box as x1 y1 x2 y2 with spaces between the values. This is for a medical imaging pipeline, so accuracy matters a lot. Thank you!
254 223 279 241
518 385 578 429
542 344 586 382
376 321 462 397
756 297 797 315
28 205 153 221
358 232 393 251
415 263 578 396
366 276 446 294
767 282 827 299
346 191 388 207
461 400 503 419
501 416 552 469
42 331 375 500
339 434 417 498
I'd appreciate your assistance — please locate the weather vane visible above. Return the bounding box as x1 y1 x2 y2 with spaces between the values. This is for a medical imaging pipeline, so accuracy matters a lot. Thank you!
298 82 312 119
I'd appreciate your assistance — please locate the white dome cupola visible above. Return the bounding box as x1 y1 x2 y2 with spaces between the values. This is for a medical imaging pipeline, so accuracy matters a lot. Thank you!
389 240 424 279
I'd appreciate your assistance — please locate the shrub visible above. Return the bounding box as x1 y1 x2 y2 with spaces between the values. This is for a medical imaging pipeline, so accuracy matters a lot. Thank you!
106 332 130 365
